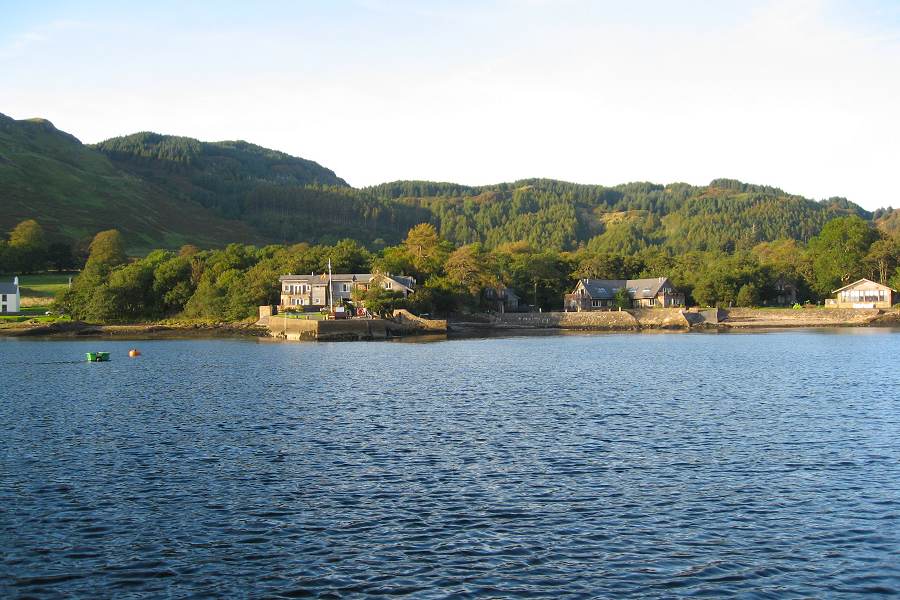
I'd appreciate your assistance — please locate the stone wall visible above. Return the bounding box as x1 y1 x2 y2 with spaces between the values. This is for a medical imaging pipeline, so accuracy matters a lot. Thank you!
266 316 319 340
266 314 446 341
721 307 882 327
492 310 639 330
392 309 449 331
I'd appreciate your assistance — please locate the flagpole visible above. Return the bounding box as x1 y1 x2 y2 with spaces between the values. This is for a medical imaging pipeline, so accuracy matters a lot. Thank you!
328 259 334 314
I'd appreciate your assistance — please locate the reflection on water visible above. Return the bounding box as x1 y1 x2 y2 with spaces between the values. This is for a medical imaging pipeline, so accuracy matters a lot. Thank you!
2 330 900 597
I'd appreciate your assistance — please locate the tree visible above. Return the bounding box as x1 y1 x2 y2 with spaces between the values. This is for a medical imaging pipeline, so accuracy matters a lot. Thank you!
85 229 127 272
9 219 46 250
808 216 878 297
445 244 495 296
47 242 78 271
573 252 625 279
327 239 371 273
403 223 449 278
736 283 760 307
864 238 899 285
352 283 406 318
613 286 632 309
6 219 48 272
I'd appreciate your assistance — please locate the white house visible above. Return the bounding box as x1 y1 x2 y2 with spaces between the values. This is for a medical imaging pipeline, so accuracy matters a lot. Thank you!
279 272 416 308
0 276 21 314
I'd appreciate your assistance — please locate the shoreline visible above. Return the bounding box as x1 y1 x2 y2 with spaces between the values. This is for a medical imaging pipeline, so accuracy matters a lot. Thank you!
2 308 899 340
0 321 269 339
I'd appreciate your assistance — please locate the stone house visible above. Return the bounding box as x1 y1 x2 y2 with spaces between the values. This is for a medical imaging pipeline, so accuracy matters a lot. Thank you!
483 284 521 313
827 278 896 309
772 277 799 306
564 277 684 311
279 272 416 309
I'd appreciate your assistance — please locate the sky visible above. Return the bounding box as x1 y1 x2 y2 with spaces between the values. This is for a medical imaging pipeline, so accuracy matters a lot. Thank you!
1 0 899 210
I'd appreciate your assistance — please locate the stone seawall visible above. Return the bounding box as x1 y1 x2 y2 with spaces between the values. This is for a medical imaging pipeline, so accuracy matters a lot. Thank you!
483 308 689 330
266 315 447 341
720 308 882 328
455 307 893 332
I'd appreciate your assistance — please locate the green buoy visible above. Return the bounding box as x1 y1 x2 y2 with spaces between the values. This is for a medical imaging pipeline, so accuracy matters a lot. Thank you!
86 352 110 362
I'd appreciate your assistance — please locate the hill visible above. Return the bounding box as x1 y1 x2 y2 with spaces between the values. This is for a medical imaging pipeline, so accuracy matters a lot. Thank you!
93 131 428 246
0 112 883 253
0 113 262 251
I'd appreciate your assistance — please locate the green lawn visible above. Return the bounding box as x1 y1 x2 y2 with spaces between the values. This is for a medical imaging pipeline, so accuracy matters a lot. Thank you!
0 304 71 324
17 272 76 299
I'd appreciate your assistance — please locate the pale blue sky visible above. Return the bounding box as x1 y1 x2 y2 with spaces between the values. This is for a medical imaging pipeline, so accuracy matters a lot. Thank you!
2 0 899 209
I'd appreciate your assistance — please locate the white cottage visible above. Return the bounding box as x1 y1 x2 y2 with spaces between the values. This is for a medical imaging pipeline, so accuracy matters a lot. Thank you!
0 276 21 314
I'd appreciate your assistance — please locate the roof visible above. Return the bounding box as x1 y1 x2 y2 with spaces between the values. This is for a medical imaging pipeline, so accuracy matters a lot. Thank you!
279 273 416 291
280 273 371 283
832 278 898 294
576 277 672 300
0 281 18 294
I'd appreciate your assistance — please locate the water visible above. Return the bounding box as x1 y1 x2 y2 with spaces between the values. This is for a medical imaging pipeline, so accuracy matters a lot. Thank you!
2 330 900 598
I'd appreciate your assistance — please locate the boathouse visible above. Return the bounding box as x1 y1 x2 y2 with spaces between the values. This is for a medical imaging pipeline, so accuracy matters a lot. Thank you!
827 278 896 309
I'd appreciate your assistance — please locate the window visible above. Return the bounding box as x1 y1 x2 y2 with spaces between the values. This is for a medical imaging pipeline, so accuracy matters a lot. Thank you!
341 283 350 292
1 294 5 302
383 282 391 289
648 298 656 306
592 299 602 307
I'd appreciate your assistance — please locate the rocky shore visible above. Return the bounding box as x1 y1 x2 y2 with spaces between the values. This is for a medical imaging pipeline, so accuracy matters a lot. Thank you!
0 320 268 338
450 307 900 333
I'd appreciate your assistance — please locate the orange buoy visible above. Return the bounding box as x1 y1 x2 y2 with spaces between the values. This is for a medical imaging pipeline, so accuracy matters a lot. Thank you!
128 349 141 358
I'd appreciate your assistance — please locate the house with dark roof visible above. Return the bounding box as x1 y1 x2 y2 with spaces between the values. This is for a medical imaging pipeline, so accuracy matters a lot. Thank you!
564 277 684 311
827 278 896 309
279 272 416 309
483 284 521 313
0 276 20 314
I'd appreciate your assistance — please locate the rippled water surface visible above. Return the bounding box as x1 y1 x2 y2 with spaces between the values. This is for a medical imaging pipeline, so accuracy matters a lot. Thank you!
2 330 900 598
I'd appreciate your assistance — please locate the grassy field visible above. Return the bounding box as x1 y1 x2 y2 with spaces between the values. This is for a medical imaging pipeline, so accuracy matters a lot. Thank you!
16 272 76 307
0 305 71 324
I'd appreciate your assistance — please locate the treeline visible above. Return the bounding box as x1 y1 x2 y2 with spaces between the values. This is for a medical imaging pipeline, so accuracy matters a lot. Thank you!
52 215 900 323
383 179 874 253
0 219 82 274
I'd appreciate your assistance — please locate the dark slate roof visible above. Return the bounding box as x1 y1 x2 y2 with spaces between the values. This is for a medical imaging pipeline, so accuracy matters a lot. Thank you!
0 281 18 294
578 277 671 300
279 273 417 291
391 275 417 290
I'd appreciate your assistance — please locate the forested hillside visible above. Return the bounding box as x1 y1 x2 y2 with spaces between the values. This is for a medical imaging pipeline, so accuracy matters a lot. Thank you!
371 178 872 253
0 112 887 258
0 113 262 251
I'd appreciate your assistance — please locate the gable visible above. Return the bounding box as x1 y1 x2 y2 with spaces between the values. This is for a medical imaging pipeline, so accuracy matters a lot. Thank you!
833 278 897 294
